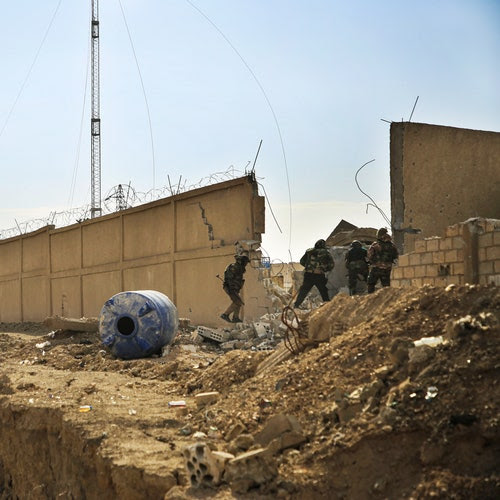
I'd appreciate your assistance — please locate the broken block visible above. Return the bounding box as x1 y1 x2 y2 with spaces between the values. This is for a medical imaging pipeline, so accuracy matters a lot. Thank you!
182 443 234 487
254 413 303 446
252 322 272 339
195 391 220 407
196 326 230 343
225 448 277 493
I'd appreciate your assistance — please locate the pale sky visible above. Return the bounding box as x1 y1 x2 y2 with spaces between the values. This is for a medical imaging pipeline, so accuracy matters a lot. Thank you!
0 0 499 260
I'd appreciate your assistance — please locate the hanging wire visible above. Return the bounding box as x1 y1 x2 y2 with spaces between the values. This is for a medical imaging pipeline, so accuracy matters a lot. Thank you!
257 182 282 233
68 16 91 209
0 0 64 141
354 159 392 228
184 0 293 258
117 0 157 190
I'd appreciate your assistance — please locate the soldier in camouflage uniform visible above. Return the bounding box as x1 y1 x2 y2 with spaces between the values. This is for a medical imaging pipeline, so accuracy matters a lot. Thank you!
294 239 334 308
221 254 250 323
345 240 368 295
367 228 398 293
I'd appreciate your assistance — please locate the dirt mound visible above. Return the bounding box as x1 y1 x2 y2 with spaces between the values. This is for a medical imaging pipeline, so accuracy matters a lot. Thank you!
0 284 497 498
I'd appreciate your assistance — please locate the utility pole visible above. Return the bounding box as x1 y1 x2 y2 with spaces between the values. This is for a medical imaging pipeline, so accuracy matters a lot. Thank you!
90 0 102 218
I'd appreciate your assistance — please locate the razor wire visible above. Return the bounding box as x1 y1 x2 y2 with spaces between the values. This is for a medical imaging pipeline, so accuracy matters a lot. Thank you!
0 166 258 239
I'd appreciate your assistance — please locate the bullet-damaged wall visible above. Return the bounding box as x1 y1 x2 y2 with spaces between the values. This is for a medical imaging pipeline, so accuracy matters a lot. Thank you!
390 122 500 253
0 176 270 327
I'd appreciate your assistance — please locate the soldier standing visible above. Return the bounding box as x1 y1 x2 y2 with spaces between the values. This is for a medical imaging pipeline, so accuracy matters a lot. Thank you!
367 228 398 293
294 239 334 308
345 240 368 295
220 254 250 323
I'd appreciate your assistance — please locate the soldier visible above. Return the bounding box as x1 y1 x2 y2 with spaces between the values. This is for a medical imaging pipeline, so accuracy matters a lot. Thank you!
294 239 334 308
367 228 399 293
345 240 368 295
220 254 250 323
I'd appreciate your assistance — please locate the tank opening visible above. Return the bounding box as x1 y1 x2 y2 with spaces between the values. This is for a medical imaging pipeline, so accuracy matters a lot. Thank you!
117 316 136 336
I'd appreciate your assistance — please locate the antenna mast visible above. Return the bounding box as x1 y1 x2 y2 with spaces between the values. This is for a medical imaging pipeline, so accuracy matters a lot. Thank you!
90 0 102 218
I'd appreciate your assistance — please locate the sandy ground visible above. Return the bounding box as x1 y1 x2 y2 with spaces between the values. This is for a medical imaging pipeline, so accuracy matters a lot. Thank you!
0 284 498 499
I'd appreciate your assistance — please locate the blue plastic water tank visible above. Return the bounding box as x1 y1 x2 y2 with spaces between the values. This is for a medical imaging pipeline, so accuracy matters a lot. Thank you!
99 290 179 360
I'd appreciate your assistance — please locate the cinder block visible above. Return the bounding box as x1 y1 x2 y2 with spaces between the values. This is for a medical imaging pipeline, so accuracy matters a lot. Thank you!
392 268 403 279
479 261 494 275
399 279 412 287
426 239 440 252
420 253 433 265
478 233 493 248
452 262 465 275
446 224 461 237
479 248 486 260
493 231 500 246
398 254 410 267
432 252 445 264
411 278 422 287
422 278 435 286
414 240 426 253
439 238 452 250
403 267 415 278
183 443 234 487
196 326 230 343
485 220 500 232
426 265 439 277
446 275 460 285
414 265 426 278
445 250 458 262
391 280 402 288
479 276 488 285
452 237 465 249
486 246 500 261
409 254 420 266
457 249 464 261
195 392 220 407
494 260 500 273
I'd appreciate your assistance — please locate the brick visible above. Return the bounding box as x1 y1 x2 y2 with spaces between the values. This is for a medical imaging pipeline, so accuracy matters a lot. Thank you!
452 262 464 275
414 265 426 278
446 224 461 237
195 391 220 407
411 278 422 287
398 254 410 267
439 238 453 250
457 249 464 261
403 267 415 278
432 252 445 264
391 280 401 288
494 260 500 273
485 220 500 232
478 233 493 247
392 268 403 279
426 265 439 277
414 240 426 253
486 246 500 260
399 279 412 287
452 237 465 249
493 231 500 246
446 275 460 285
426 239 439 252
479 248 486 260
408 254 420 266
479 261 494 275
445 250 458 262
420 253 433 265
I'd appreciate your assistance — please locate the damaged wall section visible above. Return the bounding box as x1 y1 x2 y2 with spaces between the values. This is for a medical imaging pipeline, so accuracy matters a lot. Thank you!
0 176 269 326
390 122 500 253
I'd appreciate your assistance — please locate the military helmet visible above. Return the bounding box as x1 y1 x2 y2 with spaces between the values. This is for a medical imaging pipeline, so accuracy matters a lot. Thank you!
351 240 362 247
235 254 250 264
376 228 388 239
314 239 327 249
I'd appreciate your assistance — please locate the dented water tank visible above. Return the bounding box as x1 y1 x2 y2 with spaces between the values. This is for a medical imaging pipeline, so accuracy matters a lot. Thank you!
99 290 178 359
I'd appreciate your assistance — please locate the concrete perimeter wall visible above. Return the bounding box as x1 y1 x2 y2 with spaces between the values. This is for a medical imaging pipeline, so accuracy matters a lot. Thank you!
390 122 500 253
392 218 500 288
0 176 269 326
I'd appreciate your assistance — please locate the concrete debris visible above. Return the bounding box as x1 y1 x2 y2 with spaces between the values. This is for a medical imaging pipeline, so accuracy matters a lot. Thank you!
196 326 230 343
43 315 98 332
254 413 304 448
182 443 232 487
194 391 220 407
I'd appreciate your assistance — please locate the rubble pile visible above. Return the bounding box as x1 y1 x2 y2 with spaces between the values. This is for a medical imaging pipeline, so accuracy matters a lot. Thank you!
0 284 498 498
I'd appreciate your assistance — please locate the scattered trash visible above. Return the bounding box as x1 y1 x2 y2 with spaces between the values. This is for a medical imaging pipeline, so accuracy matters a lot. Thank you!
425 387 438 401
414 336 444 347
168 400 186 408
35 341 51 349
192 431 207 439
79 405 92 412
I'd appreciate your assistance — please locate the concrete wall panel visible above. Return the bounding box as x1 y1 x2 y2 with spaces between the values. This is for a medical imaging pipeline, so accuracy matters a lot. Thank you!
123 204 172 260
22 276 50 322
0 240 21 277
0 280 21 322
391 122 500 253
82 271 121 318
83 218 121 268
22 231 49 273
123 263 172 297
51 229 81 272
51 276 81 318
